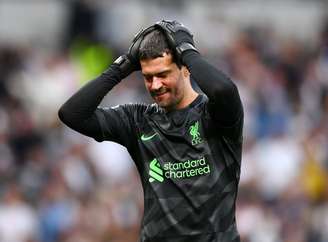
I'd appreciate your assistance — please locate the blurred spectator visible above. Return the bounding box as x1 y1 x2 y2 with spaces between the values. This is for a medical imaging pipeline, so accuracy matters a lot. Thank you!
38 172 78 242
0 184 38 242
65 0 99 47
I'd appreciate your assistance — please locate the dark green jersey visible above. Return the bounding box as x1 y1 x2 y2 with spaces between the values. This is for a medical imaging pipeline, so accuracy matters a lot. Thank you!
58 51 244 242
95 94 243 242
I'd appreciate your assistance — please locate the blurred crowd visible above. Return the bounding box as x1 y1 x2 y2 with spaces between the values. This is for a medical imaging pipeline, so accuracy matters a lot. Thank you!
1 2 328 242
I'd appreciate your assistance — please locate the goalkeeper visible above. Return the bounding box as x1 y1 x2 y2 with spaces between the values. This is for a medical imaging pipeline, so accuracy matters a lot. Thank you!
59 20 244 242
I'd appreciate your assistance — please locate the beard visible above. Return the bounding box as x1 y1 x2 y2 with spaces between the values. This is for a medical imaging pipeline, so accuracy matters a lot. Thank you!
151 87 183 110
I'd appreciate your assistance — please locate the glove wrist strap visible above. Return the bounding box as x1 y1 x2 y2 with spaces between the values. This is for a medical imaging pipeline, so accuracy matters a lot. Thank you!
176 42 198 55
113 55 134 79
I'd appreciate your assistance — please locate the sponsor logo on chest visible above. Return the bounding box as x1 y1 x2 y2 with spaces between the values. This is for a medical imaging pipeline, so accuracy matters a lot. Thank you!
148 156 211 183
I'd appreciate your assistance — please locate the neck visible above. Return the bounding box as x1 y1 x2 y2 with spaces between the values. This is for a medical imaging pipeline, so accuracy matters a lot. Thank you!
172 88 199 111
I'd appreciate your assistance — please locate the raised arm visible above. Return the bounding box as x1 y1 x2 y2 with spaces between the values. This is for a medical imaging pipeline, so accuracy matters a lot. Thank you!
58 26 153 141
58 65 122 141
156 20 243 127
182 51 243 126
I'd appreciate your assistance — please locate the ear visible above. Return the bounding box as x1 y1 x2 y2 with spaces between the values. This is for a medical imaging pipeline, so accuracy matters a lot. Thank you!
182 66 190 78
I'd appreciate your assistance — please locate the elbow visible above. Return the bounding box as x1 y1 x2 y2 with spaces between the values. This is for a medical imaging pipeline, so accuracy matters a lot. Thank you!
211 70 238 96
228 82 239 96
58 105 79 130
213 80 238 98
58 104 70 125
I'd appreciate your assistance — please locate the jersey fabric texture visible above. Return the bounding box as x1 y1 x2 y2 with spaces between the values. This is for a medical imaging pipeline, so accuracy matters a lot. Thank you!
58 50 244 242
94 94 243 242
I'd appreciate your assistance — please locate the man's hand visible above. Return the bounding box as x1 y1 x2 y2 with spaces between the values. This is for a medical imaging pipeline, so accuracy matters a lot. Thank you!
155 20 198 63
113 25 156 79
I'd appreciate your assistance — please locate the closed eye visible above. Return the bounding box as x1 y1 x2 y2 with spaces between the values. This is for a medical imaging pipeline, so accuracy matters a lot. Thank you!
143 70 171 81
144 75 153 82
156 70 171 78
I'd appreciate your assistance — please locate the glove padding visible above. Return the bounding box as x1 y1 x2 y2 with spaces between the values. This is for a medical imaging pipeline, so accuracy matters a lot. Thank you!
114 25 156 79
155 20 198 63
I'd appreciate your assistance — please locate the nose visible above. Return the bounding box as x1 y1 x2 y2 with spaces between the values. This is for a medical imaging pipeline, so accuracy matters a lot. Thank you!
150 77 163 91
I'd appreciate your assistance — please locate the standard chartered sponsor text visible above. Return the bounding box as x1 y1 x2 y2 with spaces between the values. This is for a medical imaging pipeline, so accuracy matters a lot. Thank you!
163 157 210 179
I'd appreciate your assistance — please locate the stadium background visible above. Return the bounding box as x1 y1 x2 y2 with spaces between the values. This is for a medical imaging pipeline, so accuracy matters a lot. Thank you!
0 0 327 241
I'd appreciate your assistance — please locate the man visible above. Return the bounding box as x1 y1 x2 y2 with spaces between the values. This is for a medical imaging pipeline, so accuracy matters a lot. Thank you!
59 20 243 242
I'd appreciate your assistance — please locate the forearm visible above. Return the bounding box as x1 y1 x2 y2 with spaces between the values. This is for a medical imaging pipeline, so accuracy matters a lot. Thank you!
182 51 243 125
58 64 122 137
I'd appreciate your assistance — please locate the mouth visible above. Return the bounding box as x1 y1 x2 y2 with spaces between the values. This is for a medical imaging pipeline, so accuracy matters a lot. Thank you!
154 92 167 97
151 89 169 98
151 91 170 103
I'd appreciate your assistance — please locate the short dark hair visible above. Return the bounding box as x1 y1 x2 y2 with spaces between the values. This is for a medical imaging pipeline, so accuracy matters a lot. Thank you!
139 29 181 67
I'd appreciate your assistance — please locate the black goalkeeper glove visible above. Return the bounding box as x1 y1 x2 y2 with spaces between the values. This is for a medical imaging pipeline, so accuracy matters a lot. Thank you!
113 25 156 79
155 20 198 64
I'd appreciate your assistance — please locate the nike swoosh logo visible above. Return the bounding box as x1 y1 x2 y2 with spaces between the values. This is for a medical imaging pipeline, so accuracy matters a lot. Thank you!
141 133 158 141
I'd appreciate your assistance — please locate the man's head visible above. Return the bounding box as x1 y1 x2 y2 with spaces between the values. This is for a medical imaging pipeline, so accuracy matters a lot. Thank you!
139 29 181 68
138 29 196 111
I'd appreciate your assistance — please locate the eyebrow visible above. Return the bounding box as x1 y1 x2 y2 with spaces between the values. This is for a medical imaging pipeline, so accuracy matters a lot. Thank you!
142 69 171 78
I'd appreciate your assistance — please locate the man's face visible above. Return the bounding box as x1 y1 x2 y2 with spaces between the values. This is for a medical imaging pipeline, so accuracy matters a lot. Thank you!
140 53 187 110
